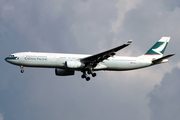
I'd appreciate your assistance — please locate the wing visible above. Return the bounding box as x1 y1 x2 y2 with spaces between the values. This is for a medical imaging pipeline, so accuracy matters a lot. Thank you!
80 40 132 68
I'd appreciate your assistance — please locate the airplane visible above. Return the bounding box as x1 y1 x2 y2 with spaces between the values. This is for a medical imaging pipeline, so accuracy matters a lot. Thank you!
5 37 174 81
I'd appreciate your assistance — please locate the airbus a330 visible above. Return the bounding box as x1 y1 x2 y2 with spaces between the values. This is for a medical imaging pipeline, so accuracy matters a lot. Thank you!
5 37 174 81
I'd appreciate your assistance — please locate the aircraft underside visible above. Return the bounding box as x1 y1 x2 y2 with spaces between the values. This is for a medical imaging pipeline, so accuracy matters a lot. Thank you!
17 60 152 81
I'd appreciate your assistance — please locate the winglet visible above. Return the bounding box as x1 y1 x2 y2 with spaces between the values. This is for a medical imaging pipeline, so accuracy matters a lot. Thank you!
127 40 133 44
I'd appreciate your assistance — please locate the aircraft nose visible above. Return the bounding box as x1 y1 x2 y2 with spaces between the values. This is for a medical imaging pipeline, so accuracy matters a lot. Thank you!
5 57 9 62
5 57 12 63
5 55 20 65
5 56 18 62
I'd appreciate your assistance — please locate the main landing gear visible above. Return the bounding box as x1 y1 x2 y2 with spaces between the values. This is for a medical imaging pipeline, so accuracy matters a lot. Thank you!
81 69 97 81
20 66 24 73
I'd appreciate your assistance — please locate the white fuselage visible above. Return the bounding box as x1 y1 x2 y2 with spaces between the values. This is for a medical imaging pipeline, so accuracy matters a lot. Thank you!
5 37 172 80
6 52 155 71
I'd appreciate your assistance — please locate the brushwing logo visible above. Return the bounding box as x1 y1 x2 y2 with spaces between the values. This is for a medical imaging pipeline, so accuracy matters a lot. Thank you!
152 42 167 55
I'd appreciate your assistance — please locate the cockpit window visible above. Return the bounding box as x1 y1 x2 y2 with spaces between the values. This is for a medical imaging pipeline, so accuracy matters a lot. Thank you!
9 55 14 57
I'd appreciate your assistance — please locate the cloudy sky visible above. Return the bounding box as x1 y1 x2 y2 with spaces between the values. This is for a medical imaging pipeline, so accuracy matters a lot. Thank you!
0 0 180 120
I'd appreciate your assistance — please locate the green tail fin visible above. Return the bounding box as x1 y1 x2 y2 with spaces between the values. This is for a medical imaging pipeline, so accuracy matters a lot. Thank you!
145 37 170 55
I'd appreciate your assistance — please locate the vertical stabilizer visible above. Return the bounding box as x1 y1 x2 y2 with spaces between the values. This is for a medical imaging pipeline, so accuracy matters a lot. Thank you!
145 37 170 56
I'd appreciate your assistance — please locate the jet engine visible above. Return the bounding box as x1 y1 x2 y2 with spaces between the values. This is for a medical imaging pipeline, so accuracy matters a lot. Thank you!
65 61 85 68
55 68 75 76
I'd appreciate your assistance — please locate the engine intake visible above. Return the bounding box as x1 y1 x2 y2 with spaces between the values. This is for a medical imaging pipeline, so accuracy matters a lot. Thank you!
55 68 75 76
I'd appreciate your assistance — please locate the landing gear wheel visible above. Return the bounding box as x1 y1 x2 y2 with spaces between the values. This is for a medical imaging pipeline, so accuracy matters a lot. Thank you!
21 69 24 73
87 71 92 74
81 75 86 79
92 73 97 77
20 66 24 73
86 77 90 81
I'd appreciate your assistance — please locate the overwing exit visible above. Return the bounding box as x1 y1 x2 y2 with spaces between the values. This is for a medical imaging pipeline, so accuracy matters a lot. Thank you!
5 37 174 81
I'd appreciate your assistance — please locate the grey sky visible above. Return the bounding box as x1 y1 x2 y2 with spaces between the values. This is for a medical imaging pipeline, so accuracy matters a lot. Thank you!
148 67 180 120
0 0 179 120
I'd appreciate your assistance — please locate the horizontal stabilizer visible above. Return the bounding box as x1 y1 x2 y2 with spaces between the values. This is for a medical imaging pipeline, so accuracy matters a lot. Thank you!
152 54 175 64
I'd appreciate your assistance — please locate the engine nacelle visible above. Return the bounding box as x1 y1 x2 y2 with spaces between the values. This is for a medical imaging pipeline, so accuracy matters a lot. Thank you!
65 60 85 68
55 68 75 76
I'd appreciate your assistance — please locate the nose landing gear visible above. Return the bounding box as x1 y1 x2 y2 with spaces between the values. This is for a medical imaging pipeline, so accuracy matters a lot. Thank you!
20 66 24 73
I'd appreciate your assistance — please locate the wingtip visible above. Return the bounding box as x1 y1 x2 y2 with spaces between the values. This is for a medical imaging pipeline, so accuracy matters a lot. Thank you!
127 40 133 44
170 54 175 56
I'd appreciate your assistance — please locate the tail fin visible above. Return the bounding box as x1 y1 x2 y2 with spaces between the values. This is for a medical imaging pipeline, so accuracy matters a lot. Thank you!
145 37 170 56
